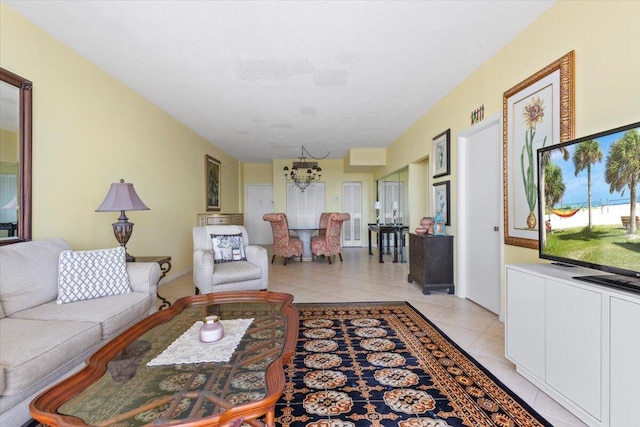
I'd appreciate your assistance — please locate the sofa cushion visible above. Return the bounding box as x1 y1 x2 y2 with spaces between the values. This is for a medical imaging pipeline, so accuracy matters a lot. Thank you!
10 292 150 340
57 246 131 304
212 261 262 285
0 238 71 316
211 233 246 263
0 318 101 396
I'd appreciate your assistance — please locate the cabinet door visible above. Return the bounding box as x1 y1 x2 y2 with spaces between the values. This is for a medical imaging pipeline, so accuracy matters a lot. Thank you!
610 297 640 427
505 268 545 380
546 280 601 420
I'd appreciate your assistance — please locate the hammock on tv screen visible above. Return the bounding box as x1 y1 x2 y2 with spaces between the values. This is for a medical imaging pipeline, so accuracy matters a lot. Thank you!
550 208 580 218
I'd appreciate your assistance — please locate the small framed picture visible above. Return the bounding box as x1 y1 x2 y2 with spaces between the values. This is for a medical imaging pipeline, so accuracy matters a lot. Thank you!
432 129 451 178
433 180 450 226
205 155 221 212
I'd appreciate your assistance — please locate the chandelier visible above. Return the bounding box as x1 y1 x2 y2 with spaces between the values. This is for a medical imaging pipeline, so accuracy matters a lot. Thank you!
283 145 328 192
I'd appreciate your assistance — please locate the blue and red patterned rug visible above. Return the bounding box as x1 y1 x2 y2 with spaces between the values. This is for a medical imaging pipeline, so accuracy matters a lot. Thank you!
274 302 551 427
25 301 550 427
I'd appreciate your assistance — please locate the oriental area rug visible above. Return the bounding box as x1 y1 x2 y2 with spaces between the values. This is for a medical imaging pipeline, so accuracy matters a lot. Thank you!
27 302 551 427
274 301 551 427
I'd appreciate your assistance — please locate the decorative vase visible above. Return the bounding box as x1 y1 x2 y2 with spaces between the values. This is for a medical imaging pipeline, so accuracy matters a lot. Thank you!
415 227 427 235
199 315 224 342
526 211 537 229
420 217 434 235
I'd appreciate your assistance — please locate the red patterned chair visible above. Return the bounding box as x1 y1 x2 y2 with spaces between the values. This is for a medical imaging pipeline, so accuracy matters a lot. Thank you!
310 213 350 263
262 213 303 265
317 212 337 237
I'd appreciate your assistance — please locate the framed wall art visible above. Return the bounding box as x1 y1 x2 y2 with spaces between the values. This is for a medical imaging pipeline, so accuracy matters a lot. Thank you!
205 155 221 212
432 129 451 178
433 180 450 226
503 51 574 249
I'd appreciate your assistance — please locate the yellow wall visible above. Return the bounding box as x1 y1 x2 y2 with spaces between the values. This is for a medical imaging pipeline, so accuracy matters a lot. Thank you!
0 128 18 163
243 163 273 185
347 147 386 166
383 0 640 268
0 4 241 278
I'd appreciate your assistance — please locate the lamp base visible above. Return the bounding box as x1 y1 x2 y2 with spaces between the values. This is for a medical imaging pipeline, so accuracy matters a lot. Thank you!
112 211 136 262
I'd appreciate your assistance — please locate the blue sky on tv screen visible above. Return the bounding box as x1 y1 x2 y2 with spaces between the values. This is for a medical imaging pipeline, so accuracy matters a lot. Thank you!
547 126 639 209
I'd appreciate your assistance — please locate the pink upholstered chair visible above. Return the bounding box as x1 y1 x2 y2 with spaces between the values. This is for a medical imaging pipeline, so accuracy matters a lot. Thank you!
262 213 303 265
311 213 350 263
317 212 337 237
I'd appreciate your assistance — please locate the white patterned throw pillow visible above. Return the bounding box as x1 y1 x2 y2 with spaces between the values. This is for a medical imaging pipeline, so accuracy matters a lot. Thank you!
57 246 131 304
211 233 246 264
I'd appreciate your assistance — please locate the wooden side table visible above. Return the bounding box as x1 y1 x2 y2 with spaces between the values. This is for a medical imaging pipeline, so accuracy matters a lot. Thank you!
133 256 172 310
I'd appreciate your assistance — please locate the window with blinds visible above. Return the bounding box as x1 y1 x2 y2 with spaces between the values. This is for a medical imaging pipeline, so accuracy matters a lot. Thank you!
0 173 17 223
342 182 362 247
286 183 325 228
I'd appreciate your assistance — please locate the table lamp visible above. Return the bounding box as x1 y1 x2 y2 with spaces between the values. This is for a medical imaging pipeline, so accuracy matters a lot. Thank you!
392 201 399 223
374 201 381 224
96 179 149 261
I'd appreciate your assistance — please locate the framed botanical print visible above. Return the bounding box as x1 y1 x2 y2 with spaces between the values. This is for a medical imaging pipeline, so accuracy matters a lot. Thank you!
432 129 451 178
205 155 221 212
503 51 574 249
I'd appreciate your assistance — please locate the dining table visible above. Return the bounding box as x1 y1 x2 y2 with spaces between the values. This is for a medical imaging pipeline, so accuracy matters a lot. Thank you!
368 223 408 263
289 226 325 261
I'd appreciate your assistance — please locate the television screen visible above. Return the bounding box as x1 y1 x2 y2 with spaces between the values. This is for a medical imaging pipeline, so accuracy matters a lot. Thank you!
537 121 640 291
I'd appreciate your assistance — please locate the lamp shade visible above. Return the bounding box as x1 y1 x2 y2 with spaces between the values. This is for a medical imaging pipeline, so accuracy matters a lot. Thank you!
374 201 381 210
2 196 18 210
96 179 150 212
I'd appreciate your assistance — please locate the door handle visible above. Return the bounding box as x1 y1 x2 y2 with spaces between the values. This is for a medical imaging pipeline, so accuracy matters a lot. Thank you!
493 226 499 231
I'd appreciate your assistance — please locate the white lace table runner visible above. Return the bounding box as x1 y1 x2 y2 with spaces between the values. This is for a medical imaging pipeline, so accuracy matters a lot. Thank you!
147 318 253 366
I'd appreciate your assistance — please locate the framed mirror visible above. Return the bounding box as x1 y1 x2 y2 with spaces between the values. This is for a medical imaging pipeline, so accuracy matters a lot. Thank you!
0 67 32 245
378 167 408 225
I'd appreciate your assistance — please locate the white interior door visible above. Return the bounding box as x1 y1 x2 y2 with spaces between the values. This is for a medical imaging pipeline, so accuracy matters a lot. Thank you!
458 114 502 315
245 184 273 245
342 182 362 247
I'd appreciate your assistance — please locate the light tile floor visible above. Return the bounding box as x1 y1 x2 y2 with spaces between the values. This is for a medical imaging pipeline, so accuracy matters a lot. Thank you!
158 247 587 427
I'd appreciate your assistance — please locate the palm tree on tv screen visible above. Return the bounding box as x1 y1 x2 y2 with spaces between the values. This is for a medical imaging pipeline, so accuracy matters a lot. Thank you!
539 146 570 244
545 161 566 215
573 139 603 229
542 160 565 246
605 129 640 234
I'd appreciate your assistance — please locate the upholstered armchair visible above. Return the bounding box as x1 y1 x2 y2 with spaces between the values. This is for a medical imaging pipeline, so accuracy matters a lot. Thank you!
193 225 268 294
262 213 303 265
317 212 337 237
311 212 350 263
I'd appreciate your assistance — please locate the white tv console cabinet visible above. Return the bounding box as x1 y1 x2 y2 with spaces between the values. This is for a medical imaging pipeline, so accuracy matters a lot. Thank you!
505 263 640 427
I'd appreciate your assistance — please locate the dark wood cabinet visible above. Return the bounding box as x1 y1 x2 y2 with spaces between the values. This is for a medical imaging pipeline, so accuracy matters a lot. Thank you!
407 234 454 295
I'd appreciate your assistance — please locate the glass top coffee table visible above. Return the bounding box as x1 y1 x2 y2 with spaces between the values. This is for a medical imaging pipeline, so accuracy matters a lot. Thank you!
30 291 298 427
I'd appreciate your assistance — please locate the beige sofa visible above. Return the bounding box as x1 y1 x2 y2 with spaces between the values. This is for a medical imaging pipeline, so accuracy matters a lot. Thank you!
0 238 161 426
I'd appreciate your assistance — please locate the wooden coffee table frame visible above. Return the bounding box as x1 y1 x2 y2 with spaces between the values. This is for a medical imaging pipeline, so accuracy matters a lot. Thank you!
30 291 299 427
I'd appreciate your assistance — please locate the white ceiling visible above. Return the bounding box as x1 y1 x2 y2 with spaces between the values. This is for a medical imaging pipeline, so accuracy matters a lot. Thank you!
4 0 556 163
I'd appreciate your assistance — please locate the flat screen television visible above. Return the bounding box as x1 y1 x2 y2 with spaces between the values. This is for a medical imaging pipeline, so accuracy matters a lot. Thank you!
537 121 640 293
